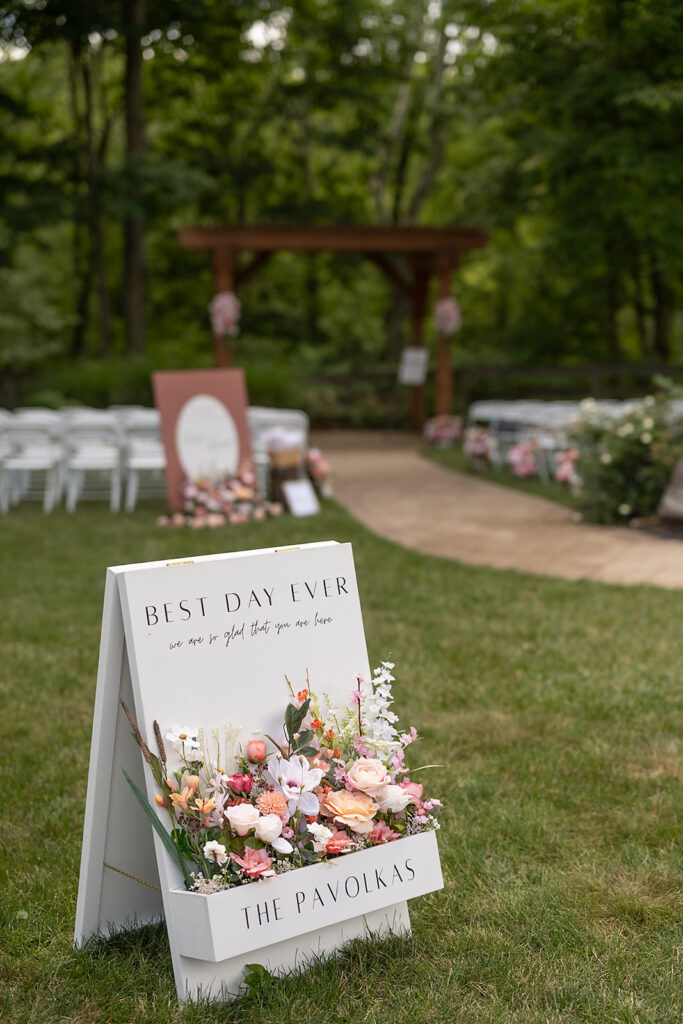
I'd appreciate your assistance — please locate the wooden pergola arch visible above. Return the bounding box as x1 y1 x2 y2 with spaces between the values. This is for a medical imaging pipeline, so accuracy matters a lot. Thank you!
178 224 488 423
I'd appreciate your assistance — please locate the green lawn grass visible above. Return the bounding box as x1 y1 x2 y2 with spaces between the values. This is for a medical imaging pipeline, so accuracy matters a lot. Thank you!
424 445 582 510
2 501 682 1023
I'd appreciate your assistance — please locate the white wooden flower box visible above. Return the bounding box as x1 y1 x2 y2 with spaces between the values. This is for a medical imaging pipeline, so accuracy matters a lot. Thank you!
167 830 442 964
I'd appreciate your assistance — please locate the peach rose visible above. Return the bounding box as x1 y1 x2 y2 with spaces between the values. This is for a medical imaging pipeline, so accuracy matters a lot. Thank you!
346 758 390 796
323 789 377 834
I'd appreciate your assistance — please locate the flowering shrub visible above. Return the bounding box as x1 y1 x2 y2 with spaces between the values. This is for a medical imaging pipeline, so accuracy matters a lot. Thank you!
423 415 463 448
158 466 282 528
570 395 682 523
122 662 442 893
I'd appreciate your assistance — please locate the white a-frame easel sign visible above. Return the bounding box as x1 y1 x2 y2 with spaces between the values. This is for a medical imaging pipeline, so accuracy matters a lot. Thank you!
74 541 442 1002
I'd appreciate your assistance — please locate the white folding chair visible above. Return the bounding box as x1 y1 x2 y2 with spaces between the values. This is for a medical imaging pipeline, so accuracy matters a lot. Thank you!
0 421 63 514
62 412 122 512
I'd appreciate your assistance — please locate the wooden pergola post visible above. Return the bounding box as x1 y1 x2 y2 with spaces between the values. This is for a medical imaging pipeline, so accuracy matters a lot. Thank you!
210 247 236 367
435 254 454 416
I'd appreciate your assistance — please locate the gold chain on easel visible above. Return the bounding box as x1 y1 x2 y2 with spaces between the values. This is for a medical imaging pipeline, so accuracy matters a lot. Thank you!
103 861 161 892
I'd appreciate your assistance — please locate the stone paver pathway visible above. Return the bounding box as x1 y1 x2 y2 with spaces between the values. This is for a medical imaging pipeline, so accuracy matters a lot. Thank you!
315 431 683 588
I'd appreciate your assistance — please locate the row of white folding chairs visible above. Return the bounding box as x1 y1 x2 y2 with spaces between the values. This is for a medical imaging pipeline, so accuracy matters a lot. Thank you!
0 405 310 513
0 409 165 513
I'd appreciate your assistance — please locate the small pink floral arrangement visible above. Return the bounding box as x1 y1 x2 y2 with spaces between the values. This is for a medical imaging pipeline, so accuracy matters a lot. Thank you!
157 465 283 529
434 296 462 335
122 662 442 893
423 414 463 448
463 425 494 462
209 291 241 337
507 441 538 478
306 447 333 497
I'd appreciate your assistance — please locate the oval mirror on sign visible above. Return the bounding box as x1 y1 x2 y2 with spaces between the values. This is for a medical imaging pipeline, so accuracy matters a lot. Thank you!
175 394 239 480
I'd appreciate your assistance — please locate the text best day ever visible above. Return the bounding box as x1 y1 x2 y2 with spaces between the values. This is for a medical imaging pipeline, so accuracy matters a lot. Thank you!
143 575 350 627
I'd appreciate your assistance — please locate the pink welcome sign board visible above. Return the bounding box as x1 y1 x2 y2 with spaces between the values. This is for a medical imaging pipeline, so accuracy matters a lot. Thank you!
152 368 252 511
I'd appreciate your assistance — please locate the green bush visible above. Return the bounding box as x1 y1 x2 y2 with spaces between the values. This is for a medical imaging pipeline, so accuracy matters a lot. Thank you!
571 392 682 523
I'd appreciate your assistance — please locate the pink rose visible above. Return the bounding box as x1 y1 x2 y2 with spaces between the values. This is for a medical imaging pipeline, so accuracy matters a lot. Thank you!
346 758 390 796
226 773 253 794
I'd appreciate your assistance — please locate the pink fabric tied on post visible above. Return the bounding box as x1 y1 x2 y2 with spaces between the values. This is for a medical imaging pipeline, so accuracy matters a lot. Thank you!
434 296 462 335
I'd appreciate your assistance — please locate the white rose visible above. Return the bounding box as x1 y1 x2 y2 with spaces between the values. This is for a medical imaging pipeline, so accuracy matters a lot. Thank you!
600 452 612 465
254 813 284 844
307 822 334 852
203 840 227 865
225 803 260 836
641 432 652 444
374 784 413 814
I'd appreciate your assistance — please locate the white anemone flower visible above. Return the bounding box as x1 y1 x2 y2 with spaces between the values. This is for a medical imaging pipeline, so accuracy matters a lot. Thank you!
266 754 323 815
165 725 201 760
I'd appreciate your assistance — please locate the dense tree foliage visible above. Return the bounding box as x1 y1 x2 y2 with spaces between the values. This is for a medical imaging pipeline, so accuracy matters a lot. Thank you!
1 0 682 414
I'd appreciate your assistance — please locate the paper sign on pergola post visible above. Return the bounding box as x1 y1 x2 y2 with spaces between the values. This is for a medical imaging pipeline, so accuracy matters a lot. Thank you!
74 541 443 1002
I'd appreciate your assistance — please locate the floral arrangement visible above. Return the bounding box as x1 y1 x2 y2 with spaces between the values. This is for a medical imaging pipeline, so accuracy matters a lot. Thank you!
122 662 442 894
209 291 241 337
433 296 462 335
423 414 463 448
463 425 496 466
157 465 282 529
507 440 538 478
554 448 580 487
306 447 333 497
569 390 683 523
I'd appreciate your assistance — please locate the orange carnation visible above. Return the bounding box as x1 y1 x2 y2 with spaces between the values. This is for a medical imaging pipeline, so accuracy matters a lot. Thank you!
256 790 289 823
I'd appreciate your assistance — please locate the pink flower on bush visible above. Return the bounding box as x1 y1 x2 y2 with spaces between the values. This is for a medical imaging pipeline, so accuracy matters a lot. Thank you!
229 848 275 877
555 449 580 485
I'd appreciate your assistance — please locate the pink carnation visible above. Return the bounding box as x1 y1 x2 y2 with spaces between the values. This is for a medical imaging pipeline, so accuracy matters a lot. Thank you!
368 820 401 844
